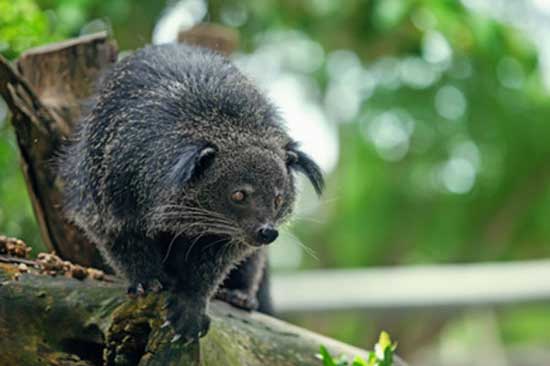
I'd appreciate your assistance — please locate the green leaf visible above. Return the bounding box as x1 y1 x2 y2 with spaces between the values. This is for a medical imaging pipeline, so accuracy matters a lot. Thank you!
0 0 61 59
383 346 394 365
367 352 378 366
377 331 392 351
319 345 338 366
351 355 369 366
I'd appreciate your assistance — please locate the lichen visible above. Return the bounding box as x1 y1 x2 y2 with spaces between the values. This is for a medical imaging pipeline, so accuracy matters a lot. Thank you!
0 262 21 279
0 235 31 258
104 294 162 365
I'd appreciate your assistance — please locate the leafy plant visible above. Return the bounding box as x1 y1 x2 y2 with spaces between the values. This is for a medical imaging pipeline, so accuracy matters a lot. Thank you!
319 331 397 366
0 0 61 59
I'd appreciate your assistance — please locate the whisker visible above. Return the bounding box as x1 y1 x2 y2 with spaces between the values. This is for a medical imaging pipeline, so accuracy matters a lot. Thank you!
152 205 229 220
153 212 234 224
158 220 238 234
144 204 247 258
148 208 236 226
150 215 236 229
297 195 340 212
162 228 185 264
292 215 325 225
185 230 208 262
187 222 239 233
283 229 319 261
221 238 237 259
202 236 231 252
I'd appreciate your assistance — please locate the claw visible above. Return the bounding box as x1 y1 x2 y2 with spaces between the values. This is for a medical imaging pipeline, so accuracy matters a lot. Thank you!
162 297 176 310
136 283 145 296
161 320 171 329
171 333 182 343
149 279 163 293
127 282 146 297
127 286 138 298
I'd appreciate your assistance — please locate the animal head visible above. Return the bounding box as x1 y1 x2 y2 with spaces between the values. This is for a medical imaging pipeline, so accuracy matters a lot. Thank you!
151 140 323 247
122 44 325 247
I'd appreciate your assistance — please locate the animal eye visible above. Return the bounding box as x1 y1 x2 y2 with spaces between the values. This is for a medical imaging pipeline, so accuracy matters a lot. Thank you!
274 195 284 209
231 191 246 203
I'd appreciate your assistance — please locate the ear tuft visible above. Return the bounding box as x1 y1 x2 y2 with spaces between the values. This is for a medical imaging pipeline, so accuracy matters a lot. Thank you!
168 143 217 185
199 146 216 161
286 150 298 165
285 142 324 196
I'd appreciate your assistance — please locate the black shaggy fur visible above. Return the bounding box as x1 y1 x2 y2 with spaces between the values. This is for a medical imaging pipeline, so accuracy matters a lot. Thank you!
59 44 323 342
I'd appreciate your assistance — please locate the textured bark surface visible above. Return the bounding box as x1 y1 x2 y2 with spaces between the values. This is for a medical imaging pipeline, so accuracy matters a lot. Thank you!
0 259 387 366
0 33 117 270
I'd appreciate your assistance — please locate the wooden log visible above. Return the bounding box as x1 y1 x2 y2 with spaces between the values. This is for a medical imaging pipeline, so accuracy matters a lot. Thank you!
0 33 117 270
178 23 239 56
0 257 405 366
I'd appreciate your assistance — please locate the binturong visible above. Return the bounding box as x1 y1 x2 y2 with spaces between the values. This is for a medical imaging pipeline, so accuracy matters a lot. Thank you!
58 43 324 343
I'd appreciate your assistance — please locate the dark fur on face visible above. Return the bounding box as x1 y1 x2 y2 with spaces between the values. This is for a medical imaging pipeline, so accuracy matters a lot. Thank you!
58 43 323 341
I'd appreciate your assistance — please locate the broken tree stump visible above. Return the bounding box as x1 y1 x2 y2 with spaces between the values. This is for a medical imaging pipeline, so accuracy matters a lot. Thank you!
0 32 117 270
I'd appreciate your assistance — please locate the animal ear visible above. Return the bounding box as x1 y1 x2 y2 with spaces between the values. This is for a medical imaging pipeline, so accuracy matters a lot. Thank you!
169 143 217 185
285 143 324 196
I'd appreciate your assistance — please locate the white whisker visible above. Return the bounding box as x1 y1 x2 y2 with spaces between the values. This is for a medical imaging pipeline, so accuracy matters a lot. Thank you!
282 229 319 261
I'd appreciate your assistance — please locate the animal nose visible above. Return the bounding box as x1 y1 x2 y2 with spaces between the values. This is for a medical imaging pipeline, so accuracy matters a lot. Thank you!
256 225 279 244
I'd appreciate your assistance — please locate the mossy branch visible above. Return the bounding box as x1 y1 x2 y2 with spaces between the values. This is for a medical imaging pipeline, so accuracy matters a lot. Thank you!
0 258 390 366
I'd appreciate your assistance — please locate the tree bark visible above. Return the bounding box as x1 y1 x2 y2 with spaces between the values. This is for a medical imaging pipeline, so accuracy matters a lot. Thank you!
0 258 395 366
0 33 117 270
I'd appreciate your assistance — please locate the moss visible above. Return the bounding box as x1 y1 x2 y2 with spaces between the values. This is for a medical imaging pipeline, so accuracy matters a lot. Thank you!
0 262 21 279
104 294 166 365
1 265 388 366
43 352 94 366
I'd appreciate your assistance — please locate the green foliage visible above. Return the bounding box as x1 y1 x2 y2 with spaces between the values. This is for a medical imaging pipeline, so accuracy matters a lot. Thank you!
0 0 57 252
288 0 550 267
319 331 397 366
35 0 165 50
0 0 60 59
0 124 45 253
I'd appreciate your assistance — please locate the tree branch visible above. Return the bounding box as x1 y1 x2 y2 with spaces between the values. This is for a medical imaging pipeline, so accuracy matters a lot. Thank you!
0 259 393 366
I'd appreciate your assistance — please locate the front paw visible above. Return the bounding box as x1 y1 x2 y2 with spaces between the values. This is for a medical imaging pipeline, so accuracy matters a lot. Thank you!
163 295 210 344
215 288 259 311
127 278 164 297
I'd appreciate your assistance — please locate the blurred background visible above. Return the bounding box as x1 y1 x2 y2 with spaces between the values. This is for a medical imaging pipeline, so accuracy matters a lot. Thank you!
1 0 550 365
